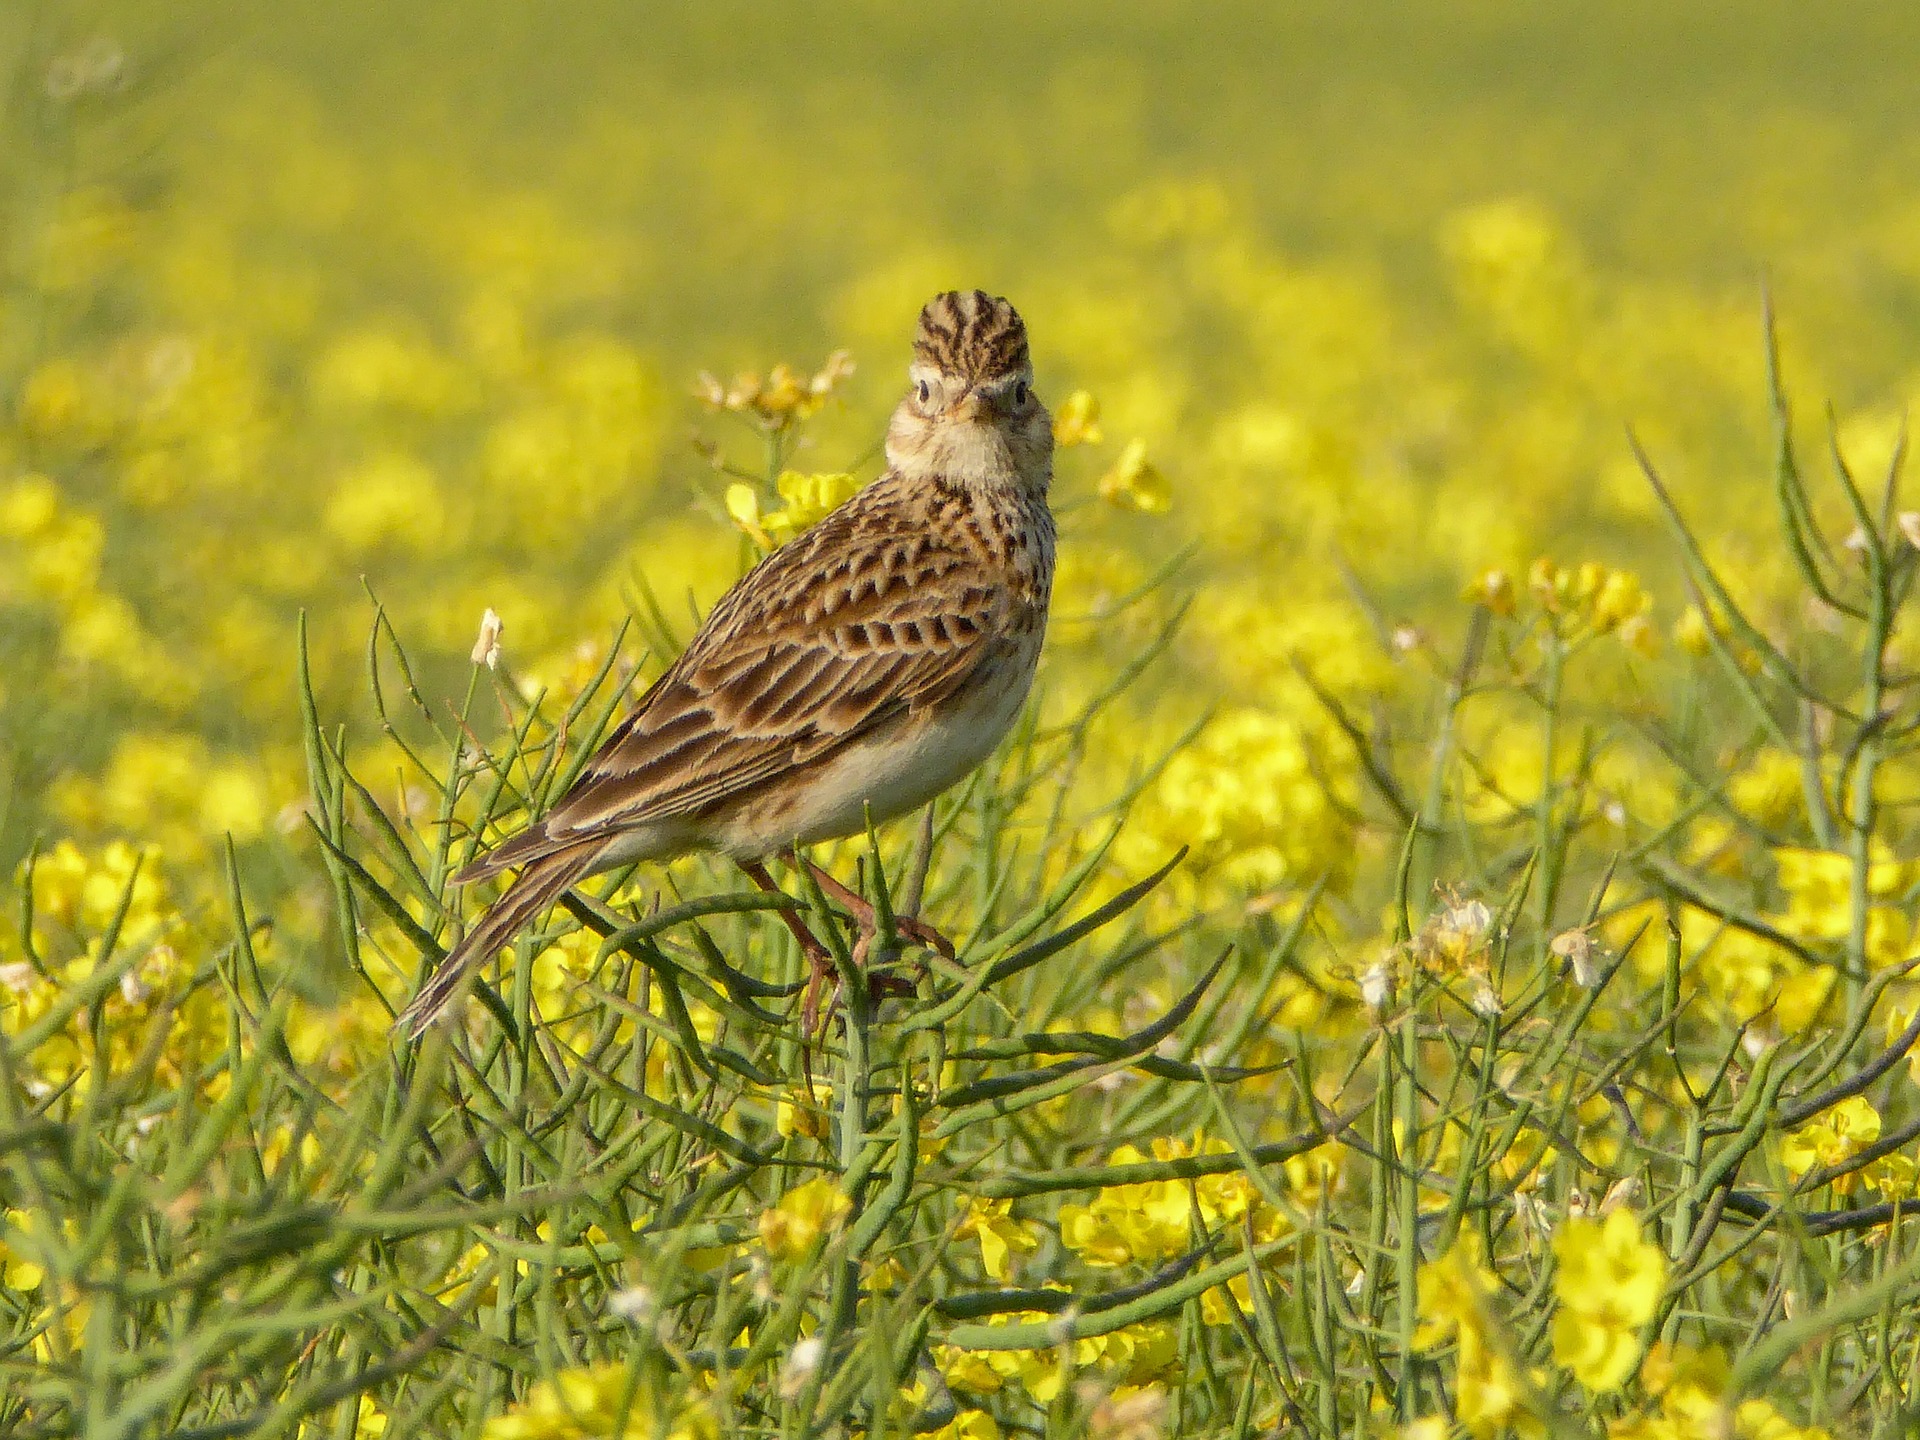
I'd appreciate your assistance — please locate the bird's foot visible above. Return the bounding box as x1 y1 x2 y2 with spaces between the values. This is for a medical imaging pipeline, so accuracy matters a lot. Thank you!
804 860 956 960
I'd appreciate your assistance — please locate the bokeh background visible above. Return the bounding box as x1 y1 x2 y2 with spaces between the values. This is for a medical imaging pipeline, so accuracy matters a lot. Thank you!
6 0 1920 905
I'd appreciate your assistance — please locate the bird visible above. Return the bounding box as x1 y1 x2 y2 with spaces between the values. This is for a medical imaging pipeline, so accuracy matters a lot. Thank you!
396 289 1057 1038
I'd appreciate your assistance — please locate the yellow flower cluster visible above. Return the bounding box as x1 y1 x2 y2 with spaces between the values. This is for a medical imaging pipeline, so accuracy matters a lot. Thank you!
1466 557 1657 653
483 1364 716 1440
1058 1137 1288 1270
937 1318 1178 1406
695 350 854 428
1613 1344 1833 1440
1780 1096 1896 1197
1412 1234 1541 1439
1122 709 1357 904
1550 1209 1666 1392
1771 846 1914 969
0 473 175 701
1 841 211 1095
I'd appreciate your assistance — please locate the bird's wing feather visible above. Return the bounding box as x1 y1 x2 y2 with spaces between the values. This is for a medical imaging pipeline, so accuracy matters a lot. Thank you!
462 479 1006 876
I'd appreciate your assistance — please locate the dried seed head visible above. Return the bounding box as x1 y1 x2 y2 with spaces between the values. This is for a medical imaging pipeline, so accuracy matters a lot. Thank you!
1550 926 1600 987
1468 971 1502 1017
1086 1384 1169 1440
1599 1177 1643 1215
471 607 503 670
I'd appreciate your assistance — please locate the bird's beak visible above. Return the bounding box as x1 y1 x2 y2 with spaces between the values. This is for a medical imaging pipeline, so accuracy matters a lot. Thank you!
953 388 987 423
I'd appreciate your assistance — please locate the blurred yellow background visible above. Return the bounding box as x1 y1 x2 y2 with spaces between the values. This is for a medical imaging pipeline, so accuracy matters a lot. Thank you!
4 0 1919 902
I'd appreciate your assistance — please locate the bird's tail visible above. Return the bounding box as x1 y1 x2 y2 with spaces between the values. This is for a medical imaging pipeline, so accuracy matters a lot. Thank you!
395 839 602 1039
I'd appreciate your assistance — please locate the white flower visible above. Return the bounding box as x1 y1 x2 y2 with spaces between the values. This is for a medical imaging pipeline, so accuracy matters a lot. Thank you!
608 1285 655 1325
1443 899 1492 942
1360 959 1392 1011
1468 974 1502 1017
779 1337 824 1399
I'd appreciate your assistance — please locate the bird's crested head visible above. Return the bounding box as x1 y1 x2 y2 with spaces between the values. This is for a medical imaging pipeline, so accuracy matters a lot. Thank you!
887 290 1052 494
912 289 1031 382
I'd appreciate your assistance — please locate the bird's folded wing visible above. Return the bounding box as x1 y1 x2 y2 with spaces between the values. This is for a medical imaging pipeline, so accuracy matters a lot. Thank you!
467 499 1007 874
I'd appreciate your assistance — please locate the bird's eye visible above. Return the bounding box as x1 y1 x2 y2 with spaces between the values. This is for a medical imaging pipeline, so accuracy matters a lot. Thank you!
1012 380 1030 405
916 380 932 405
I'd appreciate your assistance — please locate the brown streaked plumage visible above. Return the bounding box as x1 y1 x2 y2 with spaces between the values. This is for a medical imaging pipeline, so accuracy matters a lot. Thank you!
397 290 1055 1036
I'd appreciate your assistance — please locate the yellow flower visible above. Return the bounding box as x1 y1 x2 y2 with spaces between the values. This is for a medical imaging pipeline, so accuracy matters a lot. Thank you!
1053 389 1103 447
1412 1232 1497 1352
1461 568 1517 616
322 450 448 554
1781 1095 1881 1194
758 1177 851 1261
300 1396 389 1439
1727 749 1806 827
1 1209 47 1291
1771 846 1913 967
1616 612 1659 656
1200 1269 1256 1326
924 1411 1002 1440
1864 1152 1917 1203
1731 1400 1834 1440
1131 707 1356 898
1281 1143 1343 1207
438 1242 499 1308
1550 1209 1666 1392
1412 1234 1539 1438
724 483 769 547
0 475 61 539
954 1197 1040 1281
932 1343 1007 1396
774 1087 830 1142
1097 438 1171 513
728 472 862 549
1589 568 1650 634
1673 605 1714 657
767 471 860 540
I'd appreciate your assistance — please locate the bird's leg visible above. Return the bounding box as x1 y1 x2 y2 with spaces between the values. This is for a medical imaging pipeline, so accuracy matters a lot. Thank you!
738 860 837 1087
803 860 957 961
